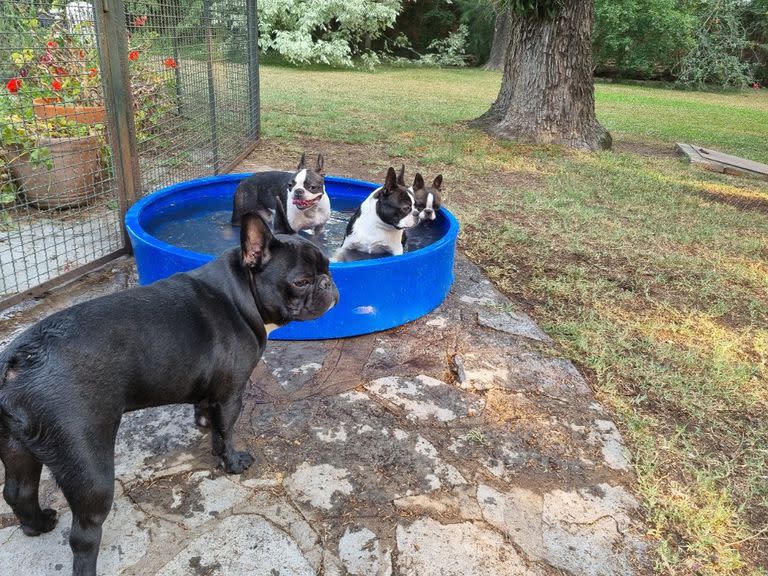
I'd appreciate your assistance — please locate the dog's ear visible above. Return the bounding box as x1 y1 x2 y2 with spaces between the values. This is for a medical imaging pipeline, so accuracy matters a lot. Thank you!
397 164 405 186
382 167 398 194
432 174 443 190
241 212 273 269
273 196 295 235
412 173 425 191
297 152 307 171
315 154 324 173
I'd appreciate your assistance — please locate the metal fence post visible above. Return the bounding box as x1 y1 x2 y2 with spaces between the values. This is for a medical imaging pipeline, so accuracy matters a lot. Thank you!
171 28 184 118
92 0 142 248
246 0 261 139
202 0 220 174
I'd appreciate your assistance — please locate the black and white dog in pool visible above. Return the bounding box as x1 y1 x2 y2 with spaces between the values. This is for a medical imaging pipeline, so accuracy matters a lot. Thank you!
231 153 330 236
335 165 419 261
410 173 443 222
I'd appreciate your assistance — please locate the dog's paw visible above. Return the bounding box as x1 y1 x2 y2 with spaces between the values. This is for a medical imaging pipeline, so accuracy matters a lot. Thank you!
21 508 58 536
220 451 254 474
194 412 210 428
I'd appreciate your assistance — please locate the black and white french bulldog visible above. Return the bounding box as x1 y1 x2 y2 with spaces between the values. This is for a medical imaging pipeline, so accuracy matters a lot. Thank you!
336 166 419 260
411 173 443 222
0 214 338 576
231 153 330 236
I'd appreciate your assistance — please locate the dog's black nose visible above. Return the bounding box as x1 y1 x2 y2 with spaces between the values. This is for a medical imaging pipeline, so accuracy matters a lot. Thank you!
293 189 305 198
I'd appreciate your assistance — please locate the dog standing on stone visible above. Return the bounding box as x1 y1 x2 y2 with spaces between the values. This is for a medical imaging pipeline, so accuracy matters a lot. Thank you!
336 166 419 260
0 213 338 576
231 153 330 237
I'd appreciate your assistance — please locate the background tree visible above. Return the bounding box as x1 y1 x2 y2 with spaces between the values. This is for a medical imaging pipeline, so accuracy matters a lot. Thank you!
484 6 510 70
472 0 611 150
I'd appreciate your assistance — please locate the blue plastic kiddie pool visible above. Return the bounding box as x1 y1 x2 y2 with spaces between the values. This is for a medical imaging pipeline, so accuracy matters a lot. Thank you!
124 173 459 340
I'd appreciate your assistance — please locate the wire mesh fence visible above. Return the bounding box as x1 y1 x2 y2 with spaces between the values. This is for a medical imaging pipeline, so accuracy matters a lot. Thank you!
122 0 258 192
0 0 258 303
1 0 121 298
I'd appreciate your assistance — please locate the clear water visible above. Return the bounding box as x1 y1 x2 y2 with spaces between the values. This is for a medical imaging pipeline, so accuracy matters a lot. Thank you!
147 197 444 261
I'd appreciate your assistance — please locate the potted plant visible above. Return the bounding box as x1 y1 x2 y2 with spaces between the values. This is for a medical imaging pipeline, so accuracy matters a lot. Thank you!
20 15 176 129
2 10 177 209
1 95 103 209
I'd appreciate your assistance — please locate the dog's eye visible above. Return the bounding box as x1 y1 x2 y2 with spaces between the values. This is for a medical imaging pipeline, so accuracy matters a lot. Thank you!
293 277 312 288
288 181 295 188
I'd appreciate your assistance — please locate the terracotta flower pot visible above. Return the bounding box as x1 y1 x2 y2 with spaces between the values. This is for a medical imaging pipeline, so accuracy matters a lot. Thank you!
6 134 101 209
33 97 106 125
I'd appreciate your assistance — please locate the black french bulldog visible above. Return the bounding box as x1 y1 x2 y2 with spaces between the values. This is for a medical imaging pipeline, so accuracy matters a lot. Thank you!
0 213 338 576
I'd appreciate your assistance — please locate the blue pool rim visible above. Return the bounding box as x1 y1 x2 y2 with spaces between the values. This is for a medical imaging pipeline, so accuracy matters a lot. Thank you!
125 173 459 340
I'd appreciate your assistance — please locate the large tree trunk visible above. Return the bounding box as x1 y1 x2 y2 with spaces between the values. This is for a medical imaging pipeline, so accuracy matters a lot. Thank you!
472 0 611 150
484 8 511 71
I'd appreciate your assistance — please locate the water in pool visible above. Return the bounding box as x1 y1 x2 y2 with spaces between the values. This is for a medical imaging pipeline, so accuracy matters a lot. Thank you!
148 196 444 260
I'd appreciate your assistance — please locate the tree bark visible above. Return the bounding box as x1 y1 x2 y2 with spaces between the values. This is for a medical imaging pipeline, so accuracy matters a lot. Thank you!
484 8 511 71
472 0 611 151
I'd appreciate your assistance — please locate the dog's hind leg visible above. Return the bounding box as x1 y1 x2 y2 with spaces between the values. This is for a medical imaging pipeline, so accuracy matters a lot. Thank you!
51 432 117 576
0 431 58 536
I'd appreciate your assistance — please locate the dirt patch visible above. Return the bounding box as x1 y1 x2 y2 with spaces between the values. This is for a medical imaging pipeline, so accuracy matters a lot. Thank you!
240 138 390 183
613 139 678 159
240 137 546 208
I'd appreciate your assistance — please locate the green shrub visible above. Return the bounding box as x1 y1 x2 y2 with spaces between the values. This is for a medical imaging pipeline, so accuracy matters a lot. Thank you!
594 0 696 79
677 0 754 89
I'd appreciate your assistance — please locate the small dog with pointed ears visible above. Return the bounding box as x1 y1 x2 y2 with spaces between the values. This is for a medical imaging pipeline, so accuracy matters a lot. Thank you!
336 165 419 260
410 173 443 222
231 152 330 236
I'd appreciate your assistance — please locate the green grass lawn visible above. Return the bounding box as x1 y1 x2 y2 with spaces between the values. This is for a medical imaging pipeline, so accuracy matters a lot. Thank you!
258 65 768 575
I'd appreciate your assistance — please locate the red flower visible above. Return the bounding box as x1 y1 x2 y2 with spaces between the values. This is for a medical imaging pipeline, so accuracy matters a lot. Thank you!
163 57 177 69
55 66 67 76
47 41 56 48
88 67 98 78
128 51 139 61
40 52 52 64
52 79 62 91
6 78 21 93
133 15 148 27
752 82 762 90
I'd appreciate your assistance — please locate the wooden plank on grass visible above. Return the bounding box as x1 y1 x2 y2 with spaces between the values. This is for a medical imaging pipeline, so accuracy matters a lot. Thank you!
695 147 768 177
676 143 768 180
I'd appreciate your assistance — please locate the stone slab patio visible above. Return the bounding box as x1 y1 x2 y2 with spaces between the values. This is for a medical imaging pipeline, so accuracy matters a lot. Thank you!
0 255 651 575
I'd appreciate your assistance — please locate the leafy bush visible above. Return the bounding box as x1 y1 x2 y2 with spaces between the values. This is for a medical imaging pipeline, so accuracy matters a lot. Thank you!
258 0 403 67
677 0 754 88
593 0 696 79
455 0 495 65
420 25 471 66
743 0 768 83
